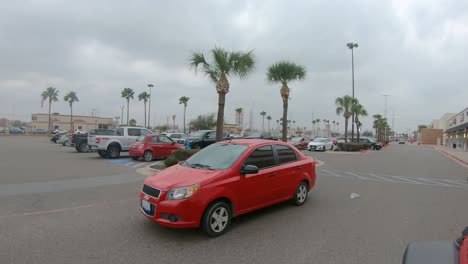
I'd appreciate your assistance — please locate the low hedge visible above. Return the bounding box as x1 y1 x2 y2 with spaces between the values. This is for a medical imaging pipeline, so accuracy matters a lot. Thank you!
164 149 200 168
337 143 368 151
164 157 179 167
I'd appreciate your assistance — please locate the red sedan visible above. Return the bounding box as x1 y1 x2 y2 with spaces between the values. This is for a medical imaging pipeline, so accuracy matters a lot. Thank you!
288 137 310 150
129 134 184 162
140 139 316 236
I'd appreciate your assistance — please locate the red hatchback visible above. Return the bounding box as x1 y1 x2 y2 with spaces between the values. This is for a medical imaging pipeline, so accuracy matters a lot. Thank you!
140 139 316 236
129 134 184 162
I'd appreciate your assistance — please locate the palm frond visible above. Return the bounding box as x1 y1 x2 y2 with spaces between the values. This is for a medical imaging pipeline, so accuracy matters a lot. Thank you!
212 47 230 74
266 61 306 84
231 50 255 79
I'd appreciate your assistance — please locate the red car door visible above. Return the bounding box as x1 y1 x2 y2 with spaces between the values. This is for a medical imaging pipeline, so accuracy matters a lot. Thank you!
238 145 277 211
272 144 301 198
159 136 178 157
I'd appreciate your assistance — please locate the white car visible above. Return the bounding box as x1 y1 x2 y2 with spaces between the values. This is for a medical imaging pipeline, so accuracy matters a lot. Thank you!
166 133 188 145
308 137 334 151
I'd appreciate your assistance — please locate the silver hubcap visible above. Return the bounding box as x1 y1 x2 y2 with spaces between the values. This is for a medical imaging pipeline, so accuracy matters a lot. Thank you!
210 207 228 232
297 185 307 203
145 152 152 161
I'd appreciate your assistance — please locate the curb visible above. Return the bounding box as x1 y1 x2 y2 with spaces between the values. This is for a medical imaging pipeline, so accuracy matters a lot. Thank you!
434 148 468 169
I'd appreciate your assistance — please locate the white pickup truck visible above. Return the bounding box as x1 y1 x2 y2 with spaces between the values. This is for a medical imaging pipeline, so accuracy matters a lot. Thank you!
88 127 152 158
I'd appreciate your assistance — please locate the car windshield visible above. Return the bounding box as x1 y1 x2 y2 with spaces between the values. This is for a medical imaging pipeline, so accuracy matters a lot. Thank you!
290 137 302 142
184 143 248 170
313 138 327 142
136 135 146 142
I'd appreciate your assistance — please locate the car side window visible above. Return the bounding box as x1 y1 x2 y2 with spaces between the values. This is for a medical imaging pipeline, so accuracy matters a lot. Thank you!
127 128 141 137
275 145 297 164
140 129 151 135
244 145 276 169
171 134 181 138
207 132 216 140
116 128 124 136
160 136 173 144
150 136 159 143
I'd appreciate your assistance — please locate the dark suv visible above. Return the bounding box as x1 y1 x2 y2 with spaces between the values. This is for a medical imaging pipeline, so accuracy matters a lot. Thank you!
188 130 229 149
351 137 382 150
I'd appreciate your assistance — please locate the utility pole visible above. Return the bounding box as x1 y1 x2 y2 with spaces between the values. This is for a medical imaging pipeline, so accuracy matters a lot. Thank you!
347 42 358 141
147 83 154 128
383 94 390 140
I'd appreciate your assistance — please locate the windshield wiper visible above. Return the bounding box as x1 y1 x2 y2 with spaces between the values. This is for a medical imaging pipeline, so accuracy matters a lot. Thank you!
190 163 214 170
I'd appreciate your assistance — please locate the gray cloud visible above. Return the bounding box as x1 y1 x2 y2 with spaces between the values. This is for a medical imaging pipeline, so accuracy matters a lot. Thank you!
1 0 467 133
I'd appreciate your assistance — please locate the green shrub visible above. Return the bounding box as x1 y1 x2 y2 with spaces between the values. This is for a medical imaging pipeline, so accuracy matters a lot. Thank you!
172 149 200 161
164 157 179 167
337 143 362 151
361 143 371 150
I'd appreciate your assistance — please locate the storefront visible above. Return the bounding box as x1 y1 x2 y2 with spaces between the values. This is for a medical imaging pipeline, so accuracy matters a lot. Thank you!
445 107 468 152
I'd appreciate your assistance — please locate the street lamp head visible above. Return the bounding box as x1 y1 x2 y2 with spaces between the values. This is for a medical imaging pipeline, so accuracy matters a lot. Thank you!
353 43 358 48
347 43 358 49
147 84 154 88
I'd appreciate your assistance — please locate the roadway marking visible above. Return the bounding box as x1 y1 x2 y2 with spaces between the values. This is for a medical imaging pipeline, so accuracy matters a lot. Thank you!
125 162 135 166
132 162 148 168
318 169 468 189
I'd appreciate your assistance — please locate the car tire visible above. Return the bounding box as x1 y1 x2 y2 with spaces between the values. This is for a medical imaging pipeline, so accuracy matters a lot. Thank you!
97 150 107 158
131 156 139 161
79 142 89 153
201 201 232 237
106 145 121 159
62 140 68 146
193 144 201 149
143 151 153 162
294 181 308 206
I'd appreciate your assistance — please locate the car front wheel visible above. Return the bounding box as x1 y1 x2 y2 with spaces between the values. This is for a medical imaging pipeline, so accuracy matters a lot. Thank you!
294 182 308 206
143 151 153 162
202 201 231 237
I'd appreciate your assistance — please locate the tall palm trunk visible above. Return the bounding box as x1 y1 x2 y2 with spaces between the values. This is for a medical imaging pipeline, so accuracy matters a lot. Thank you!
262 117 265 133
143 101 147 128
70 103 73 132
344 118 349 143
126 99 130 125
281 83 289 142
183 105 186 134
268 120 270 132
216 92 226 141
48 98 52 136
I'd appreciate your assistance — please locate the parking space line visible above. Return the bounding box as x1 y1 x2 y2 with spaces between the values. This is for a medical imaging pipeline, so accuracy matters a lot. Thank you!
321 170 345 177
417 178 451 186
344 171 368 180
132 162 147 168
148 162 160 167
390 176 422 184
440 179 468 187
365 173 396 182
124 162 135 166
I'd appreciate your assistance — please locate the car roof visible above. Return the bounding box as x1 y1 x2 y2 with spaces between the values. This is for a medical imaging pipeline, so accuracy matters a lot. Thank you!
218 139 290 147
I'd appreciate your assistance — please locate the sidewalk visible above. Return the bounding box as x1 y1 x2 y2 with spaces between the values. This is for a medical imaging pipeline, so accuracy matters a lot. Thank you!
434 145 468 167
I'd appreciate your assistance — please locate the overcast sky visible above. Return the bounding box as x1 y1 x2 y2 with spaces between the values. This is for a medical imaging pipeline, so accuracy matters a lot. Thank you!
1 0 467 133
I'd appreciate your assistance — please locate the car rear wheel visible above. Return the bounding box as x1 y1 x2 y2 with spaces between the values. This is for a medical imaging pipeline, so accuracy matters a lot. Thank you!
143 151 153 162
294 182 308 206
202 201 231 237
79 142 89 152
107 145 120 159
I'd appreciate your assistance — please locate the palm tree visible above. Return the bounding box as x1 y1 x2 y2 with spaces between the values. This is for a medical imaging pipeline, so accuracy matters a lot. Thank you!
266 61 306 142
41 87 59 136
121 88 135 125
190 47 255 141
336 122 340 135
235 107 243 126
335 95 356 143
260 111 267 132
179 96 190 133
315 119 321 135
351 102 368 141
332 120 336 133
129 119 137 126
373 114 388 141
266 115 272 132
138 91 150 128
312 120 316 135
63 91 79 132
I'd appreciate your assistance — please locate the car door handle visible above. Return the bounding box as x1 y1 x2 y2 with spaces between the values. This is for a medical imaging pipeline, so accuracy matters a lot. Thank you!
268 173 277 177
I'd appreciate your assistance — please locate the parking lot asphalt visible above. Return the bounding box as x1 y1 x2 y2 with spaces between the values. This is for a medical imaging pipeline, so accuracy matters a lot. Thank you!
0 137 467 264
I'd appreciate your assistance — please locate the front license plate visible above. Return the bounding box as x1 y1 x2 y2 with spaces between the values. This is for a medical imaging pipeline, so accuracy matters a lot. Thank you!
141 200 151 212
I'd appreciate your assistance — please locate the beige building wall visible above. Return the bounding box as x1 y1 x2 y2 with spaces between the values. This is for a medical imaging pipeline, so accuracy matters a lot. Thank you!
420 128 443 145
31 113 114 132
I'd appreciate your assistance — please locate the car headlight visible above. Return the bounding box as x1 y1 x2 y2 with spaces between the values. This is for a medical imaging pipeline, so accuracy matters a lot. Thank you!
166 183 200 200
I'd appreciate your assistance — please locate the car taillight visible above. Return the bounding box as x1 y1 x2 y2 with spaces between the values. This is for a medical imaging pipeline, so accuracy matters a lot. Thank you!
96 138 101 144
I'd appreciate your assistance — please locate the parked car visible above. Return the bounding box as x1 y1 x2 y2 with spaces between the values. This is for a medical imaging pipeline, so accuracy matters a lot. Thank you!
31 129 47 135
188 130 229 149
139 139 317 236
244 132 279 140
399 139 406 144
89 127 152 158
0 128 5 134
350 137 383 150
308 137 334 151
289 137 310 150
74 129 87 135
166 133 188 145
71 129 114 153
50 132 66 143
9 127 25 134
129 134 184 161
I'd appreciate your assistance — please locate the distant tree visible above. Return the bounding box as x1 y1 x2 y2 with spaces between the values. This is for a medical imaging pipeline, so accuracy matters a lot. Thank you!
190 47 255 141
235 108 243 126
351 101 368 141
129 119 137 126
266 61 306 142
64 91 79 132
335 95 356 143
260 111 267 132
178 96 190 133
362 130 374 137
266 115 272 132
189 113 217 130
10 120 27 127
156 125 170 132
41 87 59 136
121 88 135 125
138 91 150 128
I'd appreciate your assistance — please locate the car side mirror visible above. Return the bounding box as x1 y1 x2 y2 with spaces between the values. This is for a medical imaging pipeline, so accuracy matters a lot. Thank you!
241 165 259 175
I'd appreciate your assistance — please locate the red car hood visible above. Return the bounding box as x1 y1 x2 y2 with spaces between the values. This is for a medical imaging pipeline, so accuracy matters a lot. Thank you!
143 164 223 191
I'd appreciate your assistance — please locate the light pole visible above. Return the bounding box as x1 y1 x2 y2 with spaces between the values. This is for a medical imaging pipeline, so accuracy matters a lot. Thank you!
347 42 358 141
147 83 154 128
383 94 390 140
120 106 125 126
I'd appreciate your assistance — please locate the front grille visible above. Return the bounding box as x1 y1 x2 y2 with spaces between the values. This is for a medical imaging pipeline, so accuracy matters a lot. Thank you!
142 184 161 198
